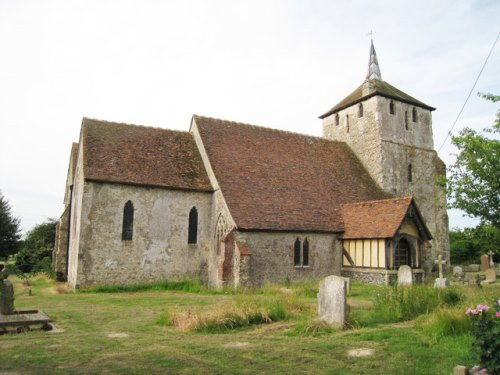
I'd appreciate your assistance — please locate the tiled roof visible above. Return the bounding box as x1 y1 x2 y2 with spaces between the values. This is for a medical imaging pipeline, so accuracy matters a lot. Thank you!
341 196 413 239
82 118 212 192
319 79 435 119
194 115 389 232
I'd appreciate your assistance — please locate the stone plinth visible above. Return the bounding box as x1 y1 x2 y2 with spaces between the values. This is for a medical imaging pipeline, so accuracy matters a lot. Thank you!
434 277 449 289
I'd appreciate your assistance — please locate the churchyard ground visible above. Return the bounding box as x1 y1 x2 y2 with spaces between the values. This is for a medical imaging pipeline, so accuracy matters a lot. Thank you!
1 275 499 374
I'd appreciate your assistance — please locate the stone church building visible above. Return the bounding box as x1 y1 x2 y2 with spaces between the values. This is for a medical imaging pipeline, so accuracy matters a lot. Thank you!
54 42 449 289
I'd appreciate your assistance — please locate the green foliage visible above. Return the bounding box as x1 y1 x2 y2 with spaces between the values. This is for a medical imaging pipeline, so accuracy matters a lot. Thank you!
449 224 500 264
466 299 500 374
373 285 464 323
447 93 500 227
0 190 21 259
14 218 56 274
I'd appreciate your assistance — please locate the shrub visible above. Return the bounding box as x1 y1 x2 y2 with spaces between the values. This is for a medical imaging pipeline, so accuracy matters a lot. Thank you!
465 299 500 374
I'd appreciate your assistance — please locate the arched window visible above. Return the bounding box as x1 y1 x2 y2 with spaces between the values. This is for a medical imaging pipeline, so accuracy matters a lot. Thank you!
188 207 198 244
408 164 413 182
294 238 301 266
335 113 339 126
346 115 349 133
389 100 395 115
358 103 364 118
122 200 134 241
302 238 309 266
412 107 417 122
405 111 408 130
395 238 411 268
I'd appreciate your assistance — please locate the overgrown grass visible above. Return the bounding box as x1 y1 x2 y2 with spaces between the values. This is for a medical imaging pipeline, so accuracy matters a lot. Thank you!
79 279 207 294
417 308 472 342
372 284 465 323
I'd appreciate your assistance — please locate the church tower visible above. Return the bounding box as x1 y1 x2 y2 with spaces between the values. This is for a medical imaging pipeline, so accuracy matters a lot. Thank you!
320 41 449 273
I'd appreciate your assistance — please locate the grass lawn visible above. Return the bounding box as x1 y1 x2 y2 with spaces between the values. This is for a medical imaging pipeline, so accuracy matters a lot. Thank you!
1 276 498 374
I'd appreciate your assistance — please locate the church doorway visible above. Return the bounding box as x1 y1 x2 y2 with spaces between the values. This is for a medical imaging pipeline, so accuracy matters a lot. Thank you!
395 238 411 268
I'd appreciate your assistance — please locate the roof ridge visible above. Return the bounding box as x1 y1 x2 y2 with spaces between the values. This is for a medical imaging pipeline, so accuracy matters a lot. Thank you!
193 114 334 143
341 195 412 208
82 117 190 135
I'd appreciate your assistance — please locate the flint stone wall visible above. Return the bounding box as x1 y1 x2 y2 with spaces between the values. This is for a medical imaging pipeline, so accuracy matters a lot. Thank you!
323 95 449 276
67 181 213 289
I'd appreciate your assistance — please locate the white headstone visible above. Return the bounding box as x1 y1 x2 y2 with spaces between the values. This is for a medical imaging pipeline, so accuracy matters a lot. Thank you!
317 276 347 327
397 265 413 286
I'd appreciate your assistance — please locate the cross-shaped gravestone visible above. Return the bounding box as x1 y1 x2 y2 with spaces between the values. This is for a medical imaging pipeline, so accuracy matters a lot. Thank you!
435 254 446 279
488 250 495 267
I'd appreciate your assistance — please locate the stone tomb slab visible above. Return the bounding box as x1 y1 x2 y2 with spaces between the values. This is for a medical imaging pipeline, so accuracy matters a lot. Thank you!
485 269 496 283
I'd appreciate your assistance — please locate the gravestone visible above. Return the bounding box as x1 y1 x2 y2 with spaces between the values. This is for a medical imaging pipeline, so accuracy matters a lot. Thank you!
452 266 464 278
465 273 480 287
434 254 449 289
397 265 412 286
467 264 480 272
485 269 496 283
0 265 15 315
317 276 347 327
480 254 490 271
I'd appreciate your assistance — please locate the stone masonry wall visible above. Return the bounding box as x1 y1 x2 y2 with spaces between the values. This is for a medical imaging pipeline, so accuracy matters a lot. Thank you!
69 181 213 289
323 95 450 273
234 232 341 287
53 205 69 279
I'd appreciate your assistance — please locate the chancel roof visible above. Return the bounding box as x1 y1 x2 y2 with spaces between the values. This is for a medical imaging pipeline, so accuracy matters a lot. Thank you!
81 118 212 192
341 196 431 239
194 115 389 232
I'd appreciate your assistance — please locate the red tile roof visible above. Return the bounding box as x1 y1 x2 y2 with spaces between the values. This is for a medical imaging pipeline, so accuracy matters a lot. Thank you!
341 196 413 239
194 115 389 232
82 118 212 192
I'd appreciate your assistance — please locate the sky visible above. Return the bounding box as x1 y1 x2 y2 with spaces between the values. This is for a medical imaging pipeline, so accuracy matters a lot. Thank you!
0 0 499 234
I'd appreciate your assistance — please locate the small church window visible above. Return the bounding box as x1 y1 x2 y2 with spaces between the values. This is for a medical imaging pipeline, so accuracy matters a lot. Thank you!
346 115 349 133
408 164 413 183
389 100 395 115
122 200 134 241
294 238 301 266
335 113 339 126
405 111 408 130
412 107 417 122
188 207 198 244
303 238 309 266
358 103 363 118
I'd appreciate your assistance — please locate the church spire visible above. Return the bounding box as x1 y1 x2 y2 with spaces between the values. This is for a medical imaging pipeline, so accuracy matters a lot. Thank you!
366 39 382 81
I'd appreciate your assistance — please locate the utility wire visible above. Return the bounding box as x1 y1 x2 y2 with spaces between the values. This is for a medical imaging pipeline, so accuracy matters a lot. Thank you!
437 30 500 154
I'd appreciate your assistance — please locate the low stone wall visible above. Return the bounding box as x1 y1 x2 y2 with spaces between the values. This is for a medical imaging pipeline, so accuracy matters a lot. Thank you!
341 267 424 285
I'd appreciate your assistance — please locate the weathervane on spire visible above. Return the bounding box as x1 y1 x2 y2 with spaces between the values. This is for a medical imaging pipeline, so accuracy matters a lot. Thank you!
365 31 382 81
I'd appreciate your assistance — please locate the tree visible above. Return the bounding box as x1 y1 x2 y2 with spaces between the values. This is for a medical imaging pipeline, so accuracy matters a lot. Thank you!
447 93 500 227
0 190 21 259
15 218 56 273
449 224 500 264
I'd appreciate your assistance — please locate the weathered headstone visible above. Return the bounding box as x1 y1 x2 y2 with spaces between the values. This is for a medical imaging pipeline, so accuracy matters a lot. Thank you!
452 266 464 278
0 265 15 315
465 273 480 287
397 265 412 286
480 254 490 271
485 268 496 283
434 254 449 288
317 276 347 327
